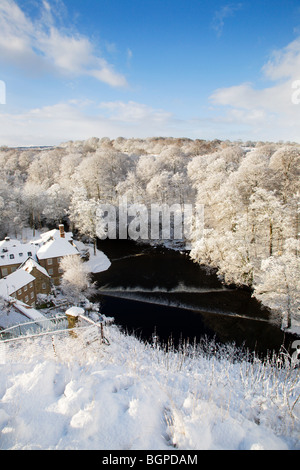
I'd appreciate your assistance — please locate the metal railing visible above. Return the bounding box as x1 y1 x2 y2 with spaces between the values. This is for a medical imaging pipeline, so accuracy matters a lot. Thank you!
0 314 109 345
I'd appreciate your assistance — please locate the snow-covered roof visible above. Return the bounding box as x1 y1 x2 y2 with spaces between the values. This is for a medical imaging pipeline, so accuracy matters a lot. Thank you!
0 239 38 267
37 238 79 260
0 297 46 329
0 237 22 249
20 257 50 278
0 227 75 267
0 304 28 329
0 270 35 297
33 229 73 244
12 299 46 324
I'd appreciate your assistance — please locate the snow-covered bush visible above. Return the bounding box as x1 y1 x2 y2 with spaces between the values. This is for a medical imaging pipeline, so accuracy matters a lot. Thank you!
59 255 96 303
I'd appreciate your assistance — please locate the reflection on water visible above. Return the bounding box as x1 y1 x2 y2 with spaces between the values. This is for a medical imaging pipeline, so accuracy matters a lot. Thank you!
93 239 298 356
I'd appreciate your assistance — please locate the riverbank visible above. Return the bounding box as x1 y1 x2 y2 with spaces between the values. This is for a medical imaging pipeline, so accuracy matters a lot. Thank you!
134 238 300 337
94 239 299 357
73 239 111 274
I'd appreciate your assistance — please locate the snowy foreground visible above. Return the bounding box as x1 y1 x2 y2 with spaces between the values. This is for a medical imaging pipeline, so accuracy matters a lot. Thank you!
0 323 299 451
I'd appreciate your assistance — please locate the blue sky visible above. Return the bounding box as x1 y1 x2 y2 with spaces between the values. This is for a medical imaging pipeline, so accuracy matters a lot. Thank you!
1 0 300 146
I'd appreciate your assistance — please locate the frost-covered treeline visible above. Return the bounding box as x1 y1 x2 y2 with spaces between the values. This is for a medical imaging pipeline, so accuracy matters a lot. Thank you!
0 136 299 328
188 142 300 329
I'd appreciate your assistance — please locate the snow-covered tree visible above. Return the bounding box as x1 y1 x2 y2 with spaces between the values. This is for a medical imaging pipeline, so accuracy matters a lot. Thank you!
191 224 255 287
253 239 300 329
146 171 175 205
269 145 300 204
156 145 188 175
69 185 99 255
116 171 146 205
22 182 47 235
27 149 63 189
60 255 95 303
43 183 70 225
75 147 133 203
248 187 287 258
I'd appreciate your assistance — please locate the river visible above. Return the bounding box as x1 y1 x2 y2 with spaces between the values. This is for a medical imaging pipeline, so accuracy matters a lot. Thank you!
93 239 298 357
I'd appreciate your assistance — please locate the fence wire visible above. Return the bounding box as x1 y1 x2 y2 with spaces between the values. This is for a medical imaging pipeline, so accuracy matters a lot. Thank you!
0 314 109 364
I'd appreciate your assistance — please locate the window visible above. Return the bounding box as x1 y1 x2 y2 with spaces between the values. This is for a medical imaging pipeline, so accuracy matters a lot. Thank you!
47 259 53 265
29 282 33 289
2 268 8 276
11 267 16 273
58 268 63 274
25 295 29 303
30 292 34 299
18 289 22 296
58 257 62 263
9 254 15 259
27 252 32 257
48 268 53 275
19 253 23 257
24 285 27 292
42 283 46 290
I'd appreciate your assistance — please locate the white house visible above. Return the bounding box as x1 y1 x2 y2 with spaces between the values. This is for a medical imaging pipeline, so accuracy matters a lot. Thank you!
33 225 74 245
0 237 38 278
36 225 80 285
20 257 52 296
0 269 37 305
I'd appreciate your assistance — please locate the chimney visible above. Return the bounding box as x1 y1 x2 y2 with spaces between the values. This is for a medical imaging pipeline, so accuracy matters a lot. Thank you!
59 224 65 238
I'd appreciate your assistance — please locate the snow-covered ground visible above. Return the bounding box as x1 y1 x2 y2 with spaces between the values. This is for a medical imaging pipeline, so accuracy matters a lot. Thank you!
0 323 299 450
73 240 111 274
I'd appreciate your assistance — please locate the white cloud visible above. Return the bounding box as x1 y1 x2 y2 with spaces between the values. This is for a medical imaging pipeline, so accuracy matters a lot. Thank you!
99 101 173 123
212 3 243 37
209 36 300 142
1 88 299 147
43 1 51 12
0 0 128 87
211 81 293 114
0 100 176 147
0 103 110 146
89 66 128 88
262 38 300 81
127 48 133 60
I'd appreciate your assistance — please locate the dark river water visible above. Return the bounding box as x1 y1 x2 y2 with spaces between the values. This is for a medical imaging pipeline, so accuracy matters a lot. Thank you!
93 239 298 357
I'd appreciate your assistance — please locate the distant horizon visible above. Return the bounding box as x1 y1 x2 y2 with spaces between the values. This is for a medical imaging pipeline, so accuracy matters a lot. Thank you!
1 0 300 146
2 136 299 151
